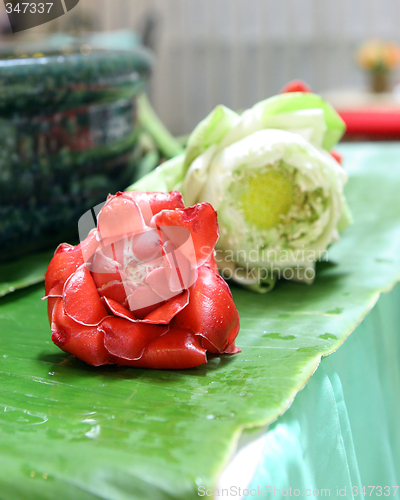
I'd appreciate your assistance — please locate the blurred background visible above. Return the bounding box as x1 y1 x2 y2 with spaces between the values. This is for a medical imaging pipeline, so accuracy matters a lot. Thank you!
1 0 399 263
2 0 397 135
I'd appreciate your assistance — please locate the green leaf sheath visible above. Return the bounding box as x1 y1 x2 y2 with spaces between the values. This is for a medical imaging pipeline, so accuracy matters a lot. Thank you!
0 250 54 298
0 143 400 498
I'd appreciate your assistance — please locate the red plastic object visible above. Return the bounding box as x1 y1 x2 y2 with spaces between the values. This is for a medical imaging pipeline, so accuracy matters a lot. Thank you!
338 109 400 139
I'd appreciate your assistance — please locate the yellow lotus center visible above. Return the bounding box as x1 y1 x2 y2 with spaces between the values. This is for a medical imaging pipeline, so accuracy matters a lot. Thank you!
238 169 295 229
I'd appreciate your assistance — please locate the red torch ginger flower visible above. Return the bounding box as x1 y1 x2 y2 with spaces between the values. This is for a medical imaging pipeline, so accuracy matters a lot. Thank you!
44 191 240 369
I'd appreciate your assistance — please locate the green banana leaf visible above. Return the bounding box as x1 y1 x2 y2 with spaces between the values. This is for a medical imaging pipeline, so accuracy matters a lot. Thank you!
1 143 400 499
0 250 54 298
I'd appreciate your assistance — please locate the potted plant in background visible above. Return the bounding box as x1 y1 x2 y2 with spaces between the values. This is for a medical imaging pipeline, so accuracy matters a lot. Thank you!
356 38 400 93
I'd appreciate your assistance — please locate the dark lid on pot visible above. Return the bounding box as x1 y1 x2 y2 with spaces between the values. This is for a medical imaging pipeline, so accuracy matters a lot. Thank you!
0 33 153 108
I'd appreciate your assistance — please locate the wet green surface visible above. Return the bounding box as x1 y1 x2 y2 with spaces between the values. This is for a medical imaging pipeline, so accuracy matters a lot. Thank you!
0 143 400 499
0 250 53 298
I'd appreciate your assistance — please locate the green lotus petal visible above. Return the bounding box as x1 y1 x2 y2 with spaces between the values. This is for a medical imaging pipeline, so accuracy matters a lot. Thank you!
126 154 185 193
254 92 346 151
210 93 344 153
183 105 239 171
182 145 218 206
1 143 400 499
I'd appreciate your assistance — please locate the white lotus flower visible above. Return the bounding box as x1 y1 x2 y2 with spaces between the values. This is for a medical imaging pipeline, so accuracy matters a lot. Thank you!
130 93 353 292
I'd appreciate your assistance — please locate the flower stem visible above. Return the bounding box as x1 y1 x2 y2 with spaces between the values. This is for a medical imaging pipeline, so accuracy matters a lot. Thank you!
137 93 184 159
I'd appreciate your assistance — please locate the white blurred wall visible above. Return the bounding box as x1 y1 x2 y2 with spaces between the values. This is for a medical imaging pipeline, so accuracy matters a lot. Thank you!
86 0 400 134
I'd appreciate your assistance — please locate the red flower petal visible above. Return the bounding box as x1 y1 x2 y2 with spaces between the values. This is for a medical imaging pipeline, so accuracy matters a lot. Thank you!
51 298 111 366
103 297 136 321
75 230 100 267
124 191 185 225
203 251 219 274
100 317 167 360
142 290 189 324
226 322 241 349
127 286 165 319
172 266 240 353
131 228 163 263
162 240 196 292
153 203 219 268
45 231 100 297
104 291 189 327
224 343 241 354
46 296 58 324
119 328 207 369
280 80 312 93
330 150 342 165
146 267 179 300
98 281 131 305
55 243 75 254
97 195 146 244
45 244 84 297
91 249 124 288
63 265 109 326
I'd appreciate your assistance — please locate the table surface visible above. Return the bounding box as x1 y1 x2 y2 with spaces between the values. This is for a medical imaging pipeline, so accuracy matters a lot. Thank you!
321 87 400 110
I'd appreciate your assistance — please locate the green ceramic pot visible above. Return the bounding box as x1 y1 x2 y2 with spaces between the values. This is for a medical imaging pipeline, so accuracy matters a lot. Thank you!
0 38 152 261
